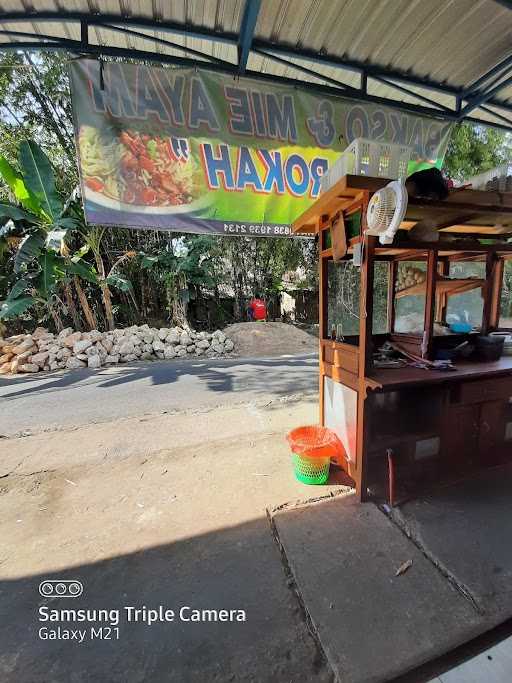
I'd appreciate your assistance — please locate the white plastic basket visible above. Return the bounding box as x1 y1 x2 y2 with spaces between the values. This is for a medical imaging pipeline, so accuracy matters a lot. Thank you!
462 164 512 191
321 138 412 193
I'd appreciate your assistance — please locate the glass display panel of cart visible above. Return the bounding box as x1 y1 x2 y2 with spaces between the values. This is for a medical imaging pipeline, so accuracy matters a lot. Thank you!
327 261 360 338
446 261 485 330
326 261 389 339
393 261 426 334
373 262 389 334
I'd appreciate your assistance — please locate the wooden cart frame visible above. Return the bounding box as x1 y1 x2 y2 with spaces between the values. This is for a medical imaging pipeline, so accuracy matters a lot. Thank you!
293 176 512 502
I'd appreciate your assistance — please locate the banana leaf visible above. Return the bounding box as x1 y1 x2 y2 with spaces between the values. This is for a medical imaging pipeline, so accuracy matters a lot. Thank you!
7 279 29 301
106 273 134 293
66 258 98 284
36 251 66 297
19 141 62 223
14 233 45 273
141 255 159 269
0 156 41 216
55 216 80 230
0 202 38 224
0 296 36 320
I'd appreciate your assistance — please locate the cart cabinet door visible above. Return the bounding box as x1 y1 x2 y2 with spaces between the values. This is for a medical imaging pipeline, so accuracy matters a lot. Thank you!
442 404 480 466
479 400 507 463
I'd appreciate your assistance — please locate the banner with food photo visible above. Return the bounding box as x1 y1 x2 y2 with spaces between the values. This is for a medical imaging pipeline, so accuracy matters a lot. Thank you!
69 60 452 237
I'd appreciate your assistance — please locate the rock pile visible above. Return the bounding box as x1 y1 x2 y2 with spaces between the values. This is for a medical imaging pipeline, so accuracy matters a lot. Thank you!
0 325 235 376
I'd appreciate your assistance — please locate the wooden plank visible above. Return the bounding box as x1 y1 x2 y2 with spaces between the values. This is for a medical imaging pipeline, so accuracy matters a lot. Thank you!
396 277 484 299
393 249 429 261
482 252 495 335
292 176 363 233
436 260 450 323
380 241 512 254
492 258 505 328
331 214 347 261
322 362 359 390
335 346 358 374
368 358 512 391
322 340 360 375
359 238 375 376
321 339 359 355
352 241 512 257
423 250 438 359
440 225 512 235
292 175 512 236
447 252 487 261
355 213 375 499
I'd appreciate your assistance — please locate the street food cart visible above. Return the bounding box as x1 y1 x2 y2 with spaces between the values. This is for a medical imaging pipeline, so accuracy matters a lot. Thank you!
292 175 512 502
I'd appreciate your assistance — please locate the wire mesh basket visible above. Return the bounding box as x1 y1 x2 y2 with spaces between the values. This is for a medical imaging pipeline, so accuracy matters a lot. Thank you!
286 425 344 485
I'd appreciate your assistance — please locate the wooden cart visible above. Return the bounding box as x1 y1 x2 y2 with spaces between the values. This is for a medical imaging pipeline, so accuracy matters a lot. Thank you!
292 175 512 502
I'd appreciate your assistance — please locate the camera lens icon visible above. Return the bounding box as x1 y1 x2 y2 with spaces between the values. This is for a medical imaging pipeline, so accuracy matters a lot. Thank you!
39 580 83 598
40 581 54 597
68 582 82 596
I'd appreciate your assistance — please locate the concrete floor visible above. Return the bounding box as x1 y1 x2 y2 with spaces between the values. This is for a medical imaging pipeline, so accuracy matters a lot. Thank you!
272 464 512 683
394 463 512 623
272 495 483 683
0 396 349 682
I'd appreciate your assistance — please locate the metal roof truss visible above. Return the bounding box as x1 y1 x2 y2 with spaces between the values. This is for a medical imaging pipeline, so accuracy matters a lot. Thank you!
1 5 512 131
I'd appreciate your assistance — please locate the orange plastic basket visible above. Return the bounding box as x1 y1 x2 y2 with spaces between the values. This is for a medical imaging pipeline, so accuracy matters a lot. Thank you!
286 426 345 485
286 425 344 459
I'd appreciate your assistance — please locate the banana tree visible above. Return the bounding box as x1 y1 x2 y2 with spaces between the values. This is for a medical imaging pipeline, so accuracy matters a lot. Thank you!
0 140 97 328
140 236 217 327
69 217 136 331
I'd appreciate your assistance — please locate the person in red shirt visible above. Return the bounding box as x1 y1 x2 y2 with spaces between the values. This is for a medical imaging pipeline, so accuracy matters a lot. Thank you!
247 294 267 322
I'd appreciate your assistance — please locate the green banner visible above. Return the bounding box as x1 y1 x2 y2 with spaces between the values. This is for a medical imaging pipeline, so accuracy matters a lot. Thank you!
70 60 452 237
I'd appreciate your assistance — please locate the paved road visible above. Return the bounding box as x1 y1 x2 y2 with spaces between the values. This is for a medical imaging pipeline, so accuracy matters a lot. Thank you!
0 354 318 436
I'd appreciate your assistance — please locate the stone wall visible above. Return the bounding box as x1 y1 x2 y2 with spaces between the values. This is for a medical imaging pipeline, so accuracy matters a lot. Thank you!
0 325 235 376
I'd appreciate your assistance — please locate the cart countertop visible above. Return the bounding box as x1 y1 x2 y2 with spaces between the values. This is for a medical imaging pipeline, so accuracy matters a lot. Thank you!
367 357 512 391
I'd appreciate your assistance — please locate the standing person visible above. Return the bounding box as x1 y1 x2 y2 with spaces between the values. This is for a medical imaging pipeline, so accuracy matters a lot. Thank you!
247 294 267 322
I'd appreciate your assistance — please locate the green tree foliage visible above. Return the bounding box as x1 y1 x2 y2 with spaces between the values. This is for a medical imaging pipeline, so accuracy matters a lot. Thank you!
0 52 75 183
0 53 315 333
443 123 509 182
0 140 99 329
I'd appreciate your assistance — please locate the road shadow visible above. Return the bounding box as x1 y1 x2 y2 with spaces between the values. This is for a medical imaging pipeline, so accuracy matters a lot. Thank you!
0 517 330 683
0 355 318 402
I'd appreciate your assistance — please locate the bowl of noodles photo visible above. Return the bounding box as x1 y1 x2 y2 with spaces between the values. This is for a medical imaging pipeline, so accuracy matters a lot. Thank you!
78 126 210 214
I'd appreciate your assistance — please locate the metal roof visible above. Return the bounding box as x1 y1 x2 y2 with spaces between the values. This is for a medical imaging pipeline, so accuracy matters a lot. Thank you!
1 0 512 130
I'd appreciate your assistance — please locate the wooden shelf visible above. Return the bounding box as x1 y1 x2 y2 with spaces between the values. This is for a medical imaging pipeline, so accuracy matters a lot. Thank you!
395 276 484 299
292 174 512 239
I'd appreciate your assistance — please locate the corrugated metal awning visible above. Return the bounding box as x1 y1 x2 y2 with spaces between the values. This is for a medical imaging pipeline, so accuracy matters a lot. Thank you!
1 0 512 129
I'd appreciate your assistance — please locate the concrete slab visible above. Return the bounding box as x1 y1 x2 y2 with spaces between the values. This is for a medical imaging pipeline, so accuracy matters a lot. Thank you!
395 463 512 623
271 495 485 683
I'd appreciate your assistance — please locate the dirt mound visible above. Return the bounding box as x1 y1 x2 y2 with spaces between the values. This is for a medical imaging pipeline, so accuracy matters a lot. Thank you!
224 322 317 357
